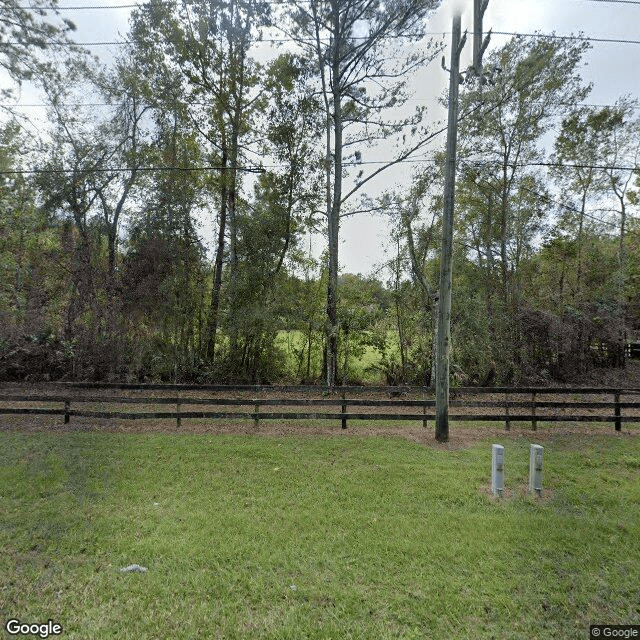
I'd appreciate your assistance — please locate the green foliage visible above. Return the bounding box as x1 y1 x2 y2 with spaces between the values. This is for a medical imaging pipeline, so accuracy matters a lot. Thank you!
0 22 637 385
0 0 77 100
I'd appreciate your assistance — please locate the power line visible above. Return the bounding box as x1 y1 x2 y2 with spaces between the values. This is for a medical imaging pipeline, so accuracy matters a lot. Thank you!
23 0 640 8
586 0 640 4
9 29 640 47
514 161 639 172
493 31 640 46
0 165 265 175
2 156 636 176
520 184 621 229
343 158 640 172
22 3 139 8
4 100 639 111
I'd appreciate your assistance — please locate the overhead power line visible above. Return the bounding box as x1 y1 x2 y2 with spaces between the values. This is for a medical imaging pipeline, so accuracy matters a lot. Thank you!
2 157 637 176
8 29 640 47
5 100 638 110
22 3 139 8
342 158 640 172
493 31 640 46
22 0 640 8
0 165 265 175
586 0 640 4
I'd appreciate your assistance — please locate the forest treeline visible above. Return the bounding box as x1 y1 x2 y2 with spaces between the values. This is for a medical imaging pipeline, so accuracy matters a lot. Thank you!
0 0 639 385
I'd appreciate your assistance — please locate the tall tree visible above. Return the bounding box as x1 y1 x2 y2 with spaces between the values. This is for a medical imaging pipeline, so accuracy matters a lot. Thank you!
281 0 443 385
595 100 640 290
36 54 151 378
129 0 270 369
456 35 591 380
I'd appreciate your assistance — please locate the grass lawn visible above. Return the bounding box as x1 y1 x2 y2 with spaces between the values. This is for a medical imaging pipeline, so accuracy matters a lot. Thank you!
1 429 639 639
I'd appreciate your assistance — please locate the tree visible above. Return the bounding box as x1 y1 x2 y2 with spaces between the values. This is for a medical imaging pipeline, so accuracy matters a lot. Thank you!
281 0 443 385
594 100 640 291
0 120 63 343
35 53 153 378
1 0 77 102
456 34 591 381
121 107 210 381
549 100 639 372
551 106 615 300
384 168 441 386
129 0 271 369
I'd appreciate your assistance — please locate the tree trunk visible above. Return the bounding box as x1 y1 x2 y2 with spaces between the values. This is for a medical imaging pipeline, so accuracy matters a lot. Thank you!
306 322 313 381
326 1 342 387
227 124 240 362
205 151 228 362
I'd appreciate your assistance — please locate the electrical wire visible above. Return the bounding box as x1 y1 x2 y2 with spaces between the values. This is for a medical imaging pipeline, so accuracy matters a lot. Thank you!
5 8 639 179
8 29 640 47
492 31 640 46
586 0 640 4
460 159 640 229
20 0 640 8
3 100 639 110
0 165 265 175
4 157 634 175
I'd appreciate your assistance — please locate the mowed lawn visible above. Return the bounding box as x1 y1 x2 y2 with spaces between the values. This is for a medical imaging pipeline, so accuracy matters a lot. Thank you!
1 429 639 639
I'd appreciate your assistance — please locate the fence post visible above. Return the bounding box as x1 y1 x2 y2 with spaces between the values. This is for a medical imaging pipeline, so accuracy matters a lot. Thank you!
422 396 428 429
341 392 347 429
614 391 621 432
531 392 537 431
176 401 181 429
254 401 260 428
64 399 70 424
504 391 511 431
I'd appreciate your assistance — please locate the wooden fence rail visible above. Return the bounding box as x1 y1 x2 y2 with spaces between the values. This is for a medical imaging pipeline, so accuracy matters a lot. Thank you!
1 385 640 431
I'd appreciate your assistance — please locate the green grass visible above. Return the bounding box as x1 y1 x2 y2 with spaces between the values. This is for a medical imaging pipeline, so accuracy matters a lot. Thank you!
1 431 639 639
276 330 387 383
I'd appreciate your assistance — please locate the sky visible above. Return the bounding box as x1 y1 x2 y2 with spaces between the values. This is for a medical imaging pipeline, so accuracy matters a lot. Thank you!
8 0 640 276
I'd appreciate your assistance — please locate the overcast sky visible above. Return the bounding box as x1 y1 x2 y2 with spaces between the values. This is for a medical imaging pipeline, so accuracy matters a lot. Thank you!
11 0 640 276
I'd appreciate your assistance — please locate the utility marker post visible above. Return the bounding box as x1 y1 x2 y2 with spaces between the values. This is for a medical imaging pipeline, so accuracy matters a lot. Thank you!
435 15 466 443
529 444 543 495
491 444 504 496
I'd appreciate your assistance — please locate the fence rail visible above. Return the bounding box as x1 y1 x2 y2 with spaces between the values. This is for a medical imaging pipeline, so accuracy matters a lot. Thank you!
1 384 640 431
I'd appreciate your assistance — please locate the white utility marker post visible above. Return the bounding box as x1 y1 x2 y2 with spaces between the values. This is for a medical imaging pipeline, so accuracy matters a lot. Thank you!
529 444 543 495
491 444 504 496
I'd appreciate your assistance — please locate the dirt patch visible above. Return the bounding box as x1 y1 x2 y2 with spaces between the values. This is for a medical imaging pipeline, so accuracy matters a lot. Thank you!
479 483 555 503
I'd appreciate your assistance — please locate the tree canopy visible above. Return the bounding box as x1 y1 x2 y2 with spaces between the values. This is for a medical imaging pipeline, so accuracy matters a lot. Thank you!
0 2 638 385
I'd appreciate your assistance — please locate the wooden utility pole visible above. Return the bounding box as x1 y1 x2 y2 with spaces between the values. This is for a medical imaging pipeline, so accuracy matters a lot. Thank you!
435 15 465 443
473 0 491 77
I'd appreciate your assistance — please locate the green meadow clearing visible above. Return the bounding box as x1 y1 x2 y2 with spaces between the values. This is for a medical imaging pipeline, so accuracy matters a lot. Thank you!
275 330 389 383
1 428 639 639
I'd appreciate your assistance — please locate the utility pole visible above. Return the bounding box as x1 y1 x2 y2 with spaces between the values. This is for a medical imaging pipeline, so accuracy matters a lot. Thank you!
434 2 491 443
435 14 465 443
472 0 491 77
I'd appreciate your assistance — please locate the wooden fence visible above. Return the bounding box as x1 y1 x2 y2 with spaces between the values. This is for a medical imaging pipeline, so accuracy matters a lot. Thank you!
1 384 639 431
